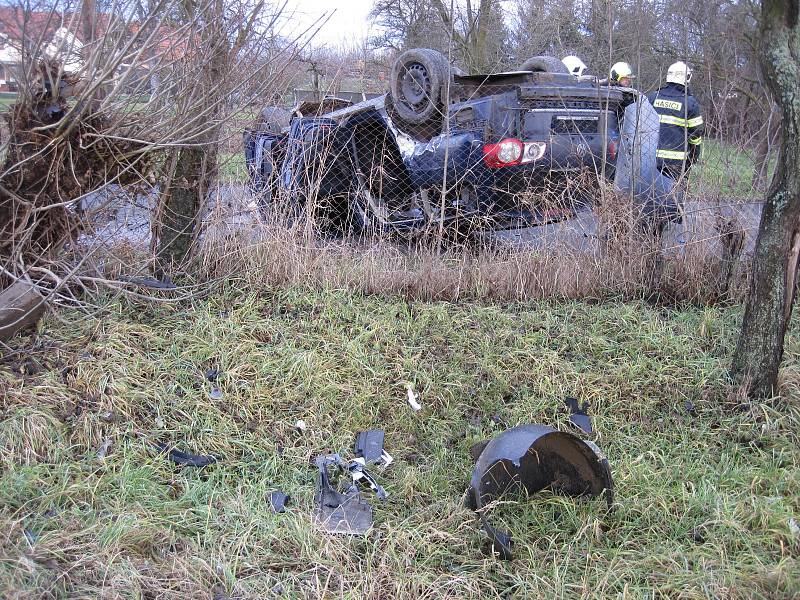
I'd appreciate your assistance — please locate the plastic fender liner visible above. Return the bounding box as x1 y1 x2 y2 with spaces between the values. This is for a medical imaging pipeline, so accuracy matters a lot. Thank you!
468 424 613 559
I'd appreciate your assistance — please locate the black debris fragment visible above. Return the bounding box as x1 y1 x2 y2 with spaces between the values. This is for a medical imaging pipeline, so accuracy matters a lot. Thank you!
269 491 290 513
354 430 385 463
119 275 177 290
564 396 593 434
314 454 374 534
155 443 217 468
205 367 221 382
23 529 37 545
684 400 698 417
468 424 613 560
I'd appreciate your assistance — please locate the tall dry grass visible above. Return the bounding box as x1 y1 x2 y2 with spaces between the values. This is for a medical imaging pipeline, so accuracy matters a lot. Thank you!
191 182 750 306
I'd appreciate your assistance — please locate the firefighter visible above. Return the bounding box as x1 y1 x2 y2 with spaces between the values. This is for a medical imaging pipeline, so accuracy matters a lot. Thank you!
647 61 704 178
562 55 588 78
609 62 634 87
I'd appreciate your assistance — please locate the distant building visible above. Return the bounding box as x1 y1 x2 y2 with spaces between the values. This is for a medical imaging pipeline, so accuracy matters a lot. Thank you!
0 7 187 93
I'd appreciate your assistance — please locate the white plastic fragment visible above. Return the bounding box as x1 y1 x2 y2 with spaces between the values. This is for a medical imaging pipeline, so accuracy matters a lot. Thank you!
295 419 307 433
406 385 422 411
379 449 394 467
209 387 223 400
789 517 800 536
96 438 112 460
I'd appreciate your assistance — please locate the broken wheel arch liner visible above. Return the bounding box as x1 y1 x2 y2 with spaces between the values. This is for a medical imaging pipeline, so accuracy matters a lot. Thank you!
468 424 613 560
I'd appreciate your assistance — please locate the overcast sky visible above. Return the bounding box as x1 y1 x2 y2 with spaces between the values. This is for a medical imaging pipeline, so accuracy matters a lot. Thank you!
280 0 377 49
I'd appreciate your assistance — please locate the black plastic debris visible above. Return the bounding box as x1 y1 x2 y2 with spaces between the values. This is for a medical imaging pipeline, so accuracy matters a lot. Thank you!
155 443 217 468
468 424 613 560
205 367 221 382
313 453 387 534
314 455 373 534
354 430 385 463
119 275 177 290
269 491 290 513
684 400 698 417
23 529 37 545
564 396 593 434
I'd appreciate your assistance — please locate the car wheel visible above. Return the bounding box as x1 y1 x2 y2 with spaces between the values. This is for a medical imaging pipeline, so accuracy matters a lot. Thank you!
519 55 570 74
389 48 451 125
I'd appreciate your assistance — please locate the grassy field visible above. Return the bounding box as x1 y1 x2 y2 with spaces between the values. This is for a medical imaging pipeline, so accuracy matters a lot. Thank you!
1 286 798 598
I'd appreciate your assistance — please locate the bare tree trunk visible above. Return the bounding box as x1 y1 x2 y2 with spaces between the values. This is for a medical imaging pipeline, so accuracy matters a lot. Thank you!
155 147 206 275
154 0 226 276
731 0 800 399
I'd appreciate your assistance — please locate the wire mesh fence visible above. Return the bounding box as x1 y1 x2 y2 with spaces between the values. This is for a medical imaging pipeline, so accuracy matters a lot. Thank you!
0 1 772 325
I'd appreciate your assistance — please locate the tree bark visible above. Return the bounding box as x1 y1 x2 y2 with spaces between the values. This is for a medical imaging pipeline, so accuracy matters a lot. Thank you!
731 0 800 399
155 147 206 275
154 0 226 276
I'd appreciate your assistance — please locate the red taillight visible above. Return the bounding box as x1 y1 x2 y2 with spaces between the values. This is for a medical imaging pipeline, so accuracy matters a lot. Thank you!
608 139 618 161
483 138 524 168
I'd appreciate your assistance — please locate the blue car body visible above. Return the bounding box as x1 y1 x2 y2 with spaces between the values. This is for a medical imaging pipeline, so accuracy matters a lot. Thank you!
244 72 630 230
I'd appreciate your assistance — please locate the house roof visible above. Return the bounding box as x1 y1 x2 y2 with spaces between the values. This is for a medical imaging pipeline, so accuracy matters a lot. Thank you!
0 7 188 61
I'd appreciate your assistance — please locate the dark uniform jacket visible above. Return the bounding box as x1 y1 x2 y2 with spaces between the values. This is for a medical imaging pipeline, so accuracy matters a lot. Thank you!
646 82 704 176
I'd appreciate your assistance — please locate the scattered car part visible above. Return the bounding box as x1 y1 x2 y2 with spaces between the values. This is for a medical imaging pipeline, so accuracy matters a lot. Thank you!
314 454 376 534
348 457 389 500
96 438 112 460
209 387 223 400
684 400 698 416
406 385 422 411
155 442 217 468
468 424 613 560
205 367 220 382
118 275 177 290
295 419 307 433
789 517 799 537
378 450 394 466
564 396 592 434
355 430 385 463
269 490 290 513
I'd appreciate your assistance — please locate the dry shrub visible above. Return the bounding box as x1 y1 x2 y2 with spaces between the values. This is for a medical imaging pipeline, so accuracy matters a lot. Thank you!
194 190 750 306
0 69 148 276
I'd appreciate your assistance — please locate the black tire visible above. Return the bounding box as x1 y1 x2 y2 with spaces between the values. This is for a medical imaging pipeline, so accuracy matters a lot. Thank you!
389 48 451 124
520 55 570 74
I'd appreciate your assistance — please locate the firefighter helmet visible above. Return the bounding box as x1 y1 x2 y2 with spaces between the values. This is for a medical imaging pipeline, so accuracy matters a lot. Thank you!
666 61 692 85
609 62 634 84
562 55 587 77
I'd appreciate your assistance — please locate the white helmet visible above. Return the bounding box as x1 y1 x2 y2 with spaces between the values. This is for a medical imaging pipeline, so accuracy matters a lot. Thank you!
562 55 587 77
609 61 634 84
666 61 692 85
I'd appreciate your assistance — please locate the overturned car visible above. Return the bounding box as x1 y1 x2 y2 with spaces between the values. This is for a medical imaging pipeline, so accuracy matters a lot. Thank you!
244 49 675 233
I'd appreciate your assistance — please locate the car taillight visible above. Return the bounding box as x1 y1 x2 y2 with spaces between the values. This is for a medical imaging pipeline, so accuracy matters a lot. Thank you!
483 138 524 168
608 138 618 161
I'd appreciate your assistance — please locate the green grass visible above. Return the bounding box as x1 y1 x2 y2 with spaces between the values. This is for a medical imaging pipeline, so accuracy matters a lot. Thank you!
219 150 247 181
1 287 799 598
693 139 775 198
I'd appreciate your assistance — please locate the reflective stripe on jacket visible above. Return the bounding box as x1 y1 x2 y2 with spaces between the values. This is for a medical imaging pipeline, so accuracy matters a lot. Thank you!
647 83 704 174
